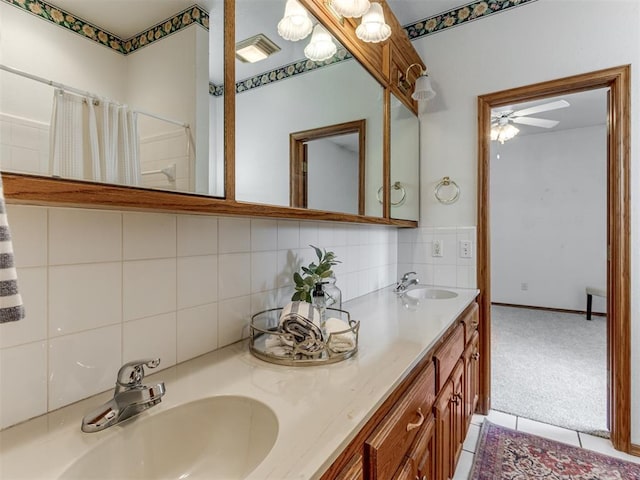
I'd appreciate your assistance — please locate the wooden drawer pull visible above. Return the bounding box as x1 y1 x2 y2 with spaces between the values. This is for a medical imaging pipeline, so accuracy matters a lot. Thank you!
406 408 425 432
450 393 462 405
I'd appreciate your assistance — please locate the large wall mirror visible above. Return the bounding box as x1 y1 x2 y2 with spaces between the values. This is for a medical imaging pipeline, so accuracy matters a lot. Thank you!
0 0 224 197
234 0 384 218
389 93 419 221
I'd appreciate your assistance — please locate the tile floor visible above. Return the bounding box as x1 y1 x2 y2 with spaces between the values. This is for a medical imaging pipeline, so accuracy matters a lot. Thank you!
453 410 640 479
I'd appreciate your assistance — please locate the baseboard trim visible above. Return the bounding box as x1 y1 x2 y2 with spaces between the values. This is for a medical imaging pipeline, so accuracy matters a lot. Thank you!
491 302 606 317
630 444 640 457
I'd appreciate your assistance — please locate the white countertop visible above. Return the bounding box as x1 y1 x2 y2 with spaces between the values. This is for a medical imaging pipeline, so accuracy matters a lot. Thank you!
0 286 478 480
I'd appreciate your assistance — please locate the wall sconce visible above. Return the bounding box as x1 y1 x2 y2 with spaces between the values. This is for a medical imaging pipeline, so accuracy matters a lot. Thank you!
277 0 313 41
355 2 391 43
304 24 337 61
398 63 436 101
331 0 370 18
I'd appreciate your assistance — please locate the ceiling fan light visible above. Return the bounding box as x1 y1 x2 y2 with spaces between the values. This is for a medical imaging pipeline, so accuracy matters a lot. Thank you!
355 2 391 43
277 0 313 41
491 123 519 144
331 0 370 18
304 24 337 62
411 74 436 101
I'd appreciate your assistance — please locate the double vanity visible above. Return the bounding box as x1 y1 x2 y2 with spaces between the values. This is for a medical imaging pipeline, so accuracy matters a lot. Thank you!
0 286 479 480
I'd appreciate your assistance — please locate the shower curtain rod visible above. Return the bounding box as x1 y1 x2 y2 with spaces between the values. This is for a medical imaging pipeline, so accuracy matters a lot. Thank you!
0 64 190 129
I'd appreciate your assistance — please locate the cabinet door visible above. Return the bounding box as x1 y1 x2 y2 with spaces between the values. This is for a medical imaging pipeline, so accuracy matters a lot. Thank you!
434 379 454 480
393 456 417 480
335 453 364 480
408 415 436 480
451 359 465 472
463 331 480 430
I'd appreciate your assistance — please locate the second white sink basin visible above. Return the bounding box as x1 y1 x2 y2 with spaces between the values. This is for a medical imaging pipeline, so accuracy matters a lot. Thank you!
406 287 458 300
59 395 278 480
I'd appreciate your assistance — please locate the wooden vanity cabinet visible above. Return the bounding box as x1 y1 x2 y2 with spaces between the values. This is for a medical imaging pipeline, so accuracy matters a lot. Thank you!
320 302 479 480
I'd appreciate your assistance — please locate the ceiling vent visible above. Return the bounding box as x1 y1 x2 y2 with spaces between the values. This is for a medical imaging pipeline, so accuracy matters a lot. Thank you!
236 34 281 63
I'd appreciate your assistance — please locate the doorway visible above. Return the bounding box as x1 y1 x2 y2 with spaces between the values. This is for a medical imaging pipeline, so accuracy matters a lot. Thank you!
476 66 631 451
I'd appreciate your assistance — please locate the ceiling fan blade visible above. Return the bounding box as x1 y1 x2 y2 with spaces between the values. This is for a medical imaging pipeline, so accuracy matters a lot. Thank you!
512 99 570 118
512 116 559 128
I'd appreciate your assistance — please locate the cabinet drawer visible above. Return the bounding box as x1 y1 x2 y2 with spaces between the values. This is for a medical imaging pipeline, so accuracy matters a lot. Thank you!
460 303 479 344
366 363 436 480
433 324 465 390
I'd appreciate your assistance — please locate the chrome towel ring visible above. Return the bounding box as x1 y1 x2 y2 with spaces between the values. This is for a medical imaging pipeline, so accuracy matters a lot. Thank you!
434 177 460 204
377 181 407 206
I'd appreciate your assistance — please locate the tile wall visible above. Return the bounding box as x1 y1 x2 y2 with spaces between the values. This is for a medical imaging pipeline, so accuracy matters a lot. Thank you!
398 226 477 289
139 129 191 191
0 113 49 176
0 205 398 429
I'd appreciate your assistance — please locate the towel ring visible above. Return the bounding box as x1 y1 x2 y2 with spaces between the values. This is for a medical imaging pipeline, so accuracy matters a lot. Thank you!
377 181 407 206
434 177 460 204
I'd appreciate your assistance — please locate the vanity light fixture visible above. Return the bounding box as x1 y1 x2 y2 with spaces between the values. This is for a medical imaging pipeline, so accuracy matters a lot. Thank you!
398 63 437 101
277 0 313 41
304 24 337 61
330 0 370 18
355 2 391 43
236 34 281 63
491 119 520 144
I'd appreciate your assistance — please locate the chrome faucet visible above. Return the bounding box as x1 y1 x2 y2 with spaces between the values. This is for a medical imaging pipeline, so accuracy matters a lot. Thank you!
395 271 419 293
81 358 166 433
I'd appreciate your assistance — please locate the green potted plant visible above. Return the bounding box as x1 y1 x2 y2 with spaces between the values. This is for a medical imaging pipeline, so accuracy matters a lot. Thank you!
292 245 340 303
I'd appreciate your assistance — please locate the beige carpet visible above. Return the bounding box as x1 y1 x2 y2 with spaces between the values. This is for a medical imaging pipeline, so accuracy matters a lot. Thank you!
491 305 608 436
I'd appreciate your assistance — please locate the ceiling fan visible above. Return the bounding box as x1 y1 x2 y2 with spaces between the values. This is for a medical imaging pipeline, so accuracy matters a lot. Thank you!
491 99 570 143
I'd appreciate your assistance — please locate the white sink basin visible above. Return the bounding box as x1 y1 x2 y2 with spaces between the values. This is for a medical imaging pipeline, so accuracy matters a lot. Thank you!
405 287 458 300
60 395 278 480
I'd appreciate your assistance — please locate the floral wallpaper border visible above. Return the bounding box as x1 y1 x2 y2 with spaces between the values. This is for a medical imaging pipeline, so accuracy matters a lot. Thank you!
2 0 209 55
403 0 538 40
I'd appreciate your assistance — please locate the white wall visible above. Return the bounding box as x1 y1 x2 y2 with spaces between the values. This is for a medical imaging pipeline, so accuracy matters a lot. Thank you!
235 60 384 217
0 206 398 429
409 0 640 442
491 125 607 312
307 139 359 214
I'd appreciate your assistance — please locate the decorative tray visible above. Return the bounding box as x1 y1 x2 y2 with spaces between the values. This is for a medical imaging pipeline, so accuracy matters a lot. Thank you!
249 307 360 366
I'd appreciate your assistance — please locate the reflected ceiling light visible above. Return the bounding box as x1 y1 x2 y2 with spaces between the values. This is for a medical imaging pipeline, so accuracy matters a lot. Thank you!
277 0 313 41
235 34 281 63
398 63 436 101
304 24 337 62
331 0 370 18
491 119 520 144
355 2 391 43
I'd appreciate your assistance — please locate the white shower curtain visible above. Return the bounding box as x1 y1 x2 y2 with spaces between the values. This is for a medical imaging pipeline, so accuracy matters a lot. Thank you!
50 90 141 186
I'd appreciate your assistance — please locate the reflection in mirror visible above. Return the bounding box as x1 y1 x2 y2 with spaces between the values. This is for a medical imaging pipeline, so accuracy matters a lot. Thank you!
389 94 419 221
290 120 365 215
0 0 224 197
235 0 384 217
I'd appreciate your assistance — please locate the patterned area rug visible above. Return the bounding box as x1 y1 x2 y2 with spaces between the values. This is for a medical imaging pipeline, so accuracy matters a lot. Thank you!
470 421 640 479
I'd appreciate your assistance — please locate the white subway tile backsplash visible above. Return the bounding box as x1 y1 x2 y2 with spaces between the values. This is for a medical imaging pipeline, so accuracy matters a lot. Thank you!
6 205 47 267
177 255 218 309
277 220 299 250
123 258 176 321
48 325 122 410
218 296 251 348
177 303 218 362
0 267 47 349
49 209 122 265
123 313 177 370
0 206 401 429
0 342 47 429
434 264 457 287
218 217 250 253
250 219 278 251
218 253 251 300
49 262 122 337
123 213 176 260
177 215 218 257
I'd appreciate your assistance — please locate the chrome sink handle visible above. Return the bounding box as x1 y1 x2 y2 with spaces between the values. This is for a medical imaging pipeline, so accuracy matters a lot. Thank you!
401 271 417 282
116 359 160 393
395 272 420 293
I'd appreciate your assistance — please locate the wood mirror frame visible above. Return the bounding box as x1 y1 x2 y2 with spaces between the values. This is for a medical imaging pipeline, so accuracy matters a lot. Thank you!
2 0 421 227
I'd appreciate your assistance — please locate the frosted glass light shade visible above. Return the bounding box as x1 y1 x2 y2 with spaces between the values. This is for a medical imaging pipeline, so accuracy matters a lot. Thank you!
277 0 313 41
491 123 519 144
355 2 391 43
332 0 370 18
304 24 337 61
411 74 436 101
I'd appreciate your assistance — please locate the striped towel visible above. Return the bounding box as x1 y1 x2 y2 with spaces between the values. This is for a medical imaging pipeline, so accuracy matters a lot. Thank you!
0 177 24 323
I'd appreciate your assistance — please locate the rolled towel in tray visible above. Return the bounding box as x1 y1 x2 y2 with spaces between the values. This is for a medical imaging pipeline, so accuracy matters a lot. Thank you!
279 301 323 354
324 317 356 353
